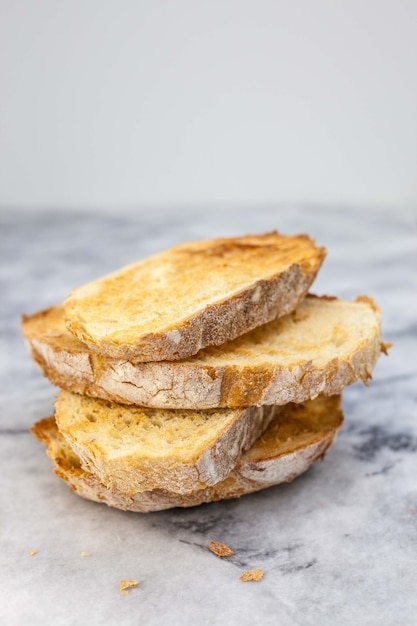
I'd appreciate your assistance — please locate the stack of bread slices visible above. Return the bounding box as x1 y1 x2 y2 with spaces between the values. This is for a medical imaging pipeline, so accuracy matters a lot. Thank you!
22 232 387 513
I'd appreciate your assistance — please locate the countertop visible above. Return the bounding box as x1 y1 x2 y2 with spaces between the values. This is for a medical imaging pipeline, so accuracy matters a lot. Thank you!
1 205 416 626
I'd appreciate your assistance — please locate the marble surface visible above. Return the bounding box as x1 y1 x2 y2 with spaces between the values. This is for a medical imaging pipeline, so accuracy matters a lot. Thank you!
1 205 416 626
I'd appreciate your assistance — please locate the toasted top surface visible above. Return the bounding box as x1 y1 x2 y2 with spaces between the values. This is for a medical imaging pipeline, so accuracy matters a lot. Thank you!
24 295 380 369
194 295 380 367
23 305 84 351
55 391 250 463
35 395 343 472
64 232 325 356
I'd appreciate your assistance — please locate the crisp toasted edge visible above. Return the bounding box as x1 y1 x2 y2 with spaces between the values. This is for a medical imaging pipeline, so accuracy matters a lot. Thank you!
21 296 387 409
30 400 343 513
63 233 326 361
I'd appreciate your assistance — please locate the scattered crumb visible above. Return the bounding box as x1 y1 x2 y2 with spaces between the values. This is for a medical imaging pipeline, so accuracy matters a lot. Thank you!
28 550 37 556
209 540 234 557
119 580 140 595
409 507 415 514
80 551 90 557
240 569 264 582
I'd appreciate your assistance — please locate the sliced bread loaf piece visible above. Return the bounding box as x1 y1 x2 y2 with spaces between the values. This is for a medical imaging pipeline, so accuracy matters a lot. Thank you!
54 391 278 495
31 395 343 513
22 295 386 409
63 232 325 361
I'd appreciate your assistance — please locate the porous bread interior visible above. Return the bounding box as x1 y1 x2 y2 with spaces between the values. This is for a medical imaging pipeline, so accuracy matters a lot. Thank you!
23 306 83 352
32 395 343 497
55 391 249 463
33 417 83 469
243 394 342 461
22 296 382 409
24 295 379 370
64 232 324 342
193 296 379 367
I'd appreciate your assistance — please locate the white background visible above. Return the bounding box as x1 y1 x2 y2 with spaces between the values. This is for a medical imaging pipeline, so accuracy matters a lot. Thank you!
1 0 416 211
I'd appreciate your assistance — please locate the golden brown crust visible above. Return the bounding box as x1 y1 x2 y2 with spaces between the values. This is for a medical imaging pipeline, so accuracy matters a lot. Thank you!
30 396 343 513
54 392 278 495
355 295 380 312
22 296 384 409
63 232 325 361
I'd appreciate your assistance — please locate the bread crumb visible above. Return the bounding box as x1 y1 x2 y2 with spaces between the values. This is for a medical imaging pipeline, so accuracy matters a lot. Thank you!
28 550 37 556
209 540 234 557
119 580 140 595
240 569 264 582
80 551 90 557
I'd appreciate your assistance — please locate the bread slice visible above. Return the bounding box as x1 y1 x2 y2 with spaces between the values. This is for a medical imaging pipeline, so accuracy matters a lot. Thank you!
63 232 325 361
22 295 386 409
54 391 279 495
31 395 343 513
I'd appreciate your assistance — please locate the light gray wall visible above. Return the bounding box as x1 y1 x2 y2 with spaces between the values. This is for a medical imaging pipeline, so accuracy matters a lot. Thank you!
1 0 416 210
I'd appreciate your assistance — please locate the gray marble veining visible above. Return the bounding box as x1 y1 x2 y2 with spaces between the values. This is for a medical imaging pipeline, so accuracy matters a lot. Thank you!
1 205 416 626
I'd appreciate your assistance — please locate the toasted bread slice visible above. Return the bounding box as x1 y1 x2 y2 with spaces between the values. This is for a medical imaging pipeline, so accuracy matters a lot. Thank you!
22 295 385 409
31 396 343 513
54 391 279 495
63 232 325 361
